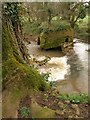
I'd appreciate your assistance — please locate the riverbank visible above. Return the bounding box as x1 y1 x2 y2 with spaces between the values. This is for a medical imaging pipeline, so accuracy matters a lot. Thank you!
18 90 89 118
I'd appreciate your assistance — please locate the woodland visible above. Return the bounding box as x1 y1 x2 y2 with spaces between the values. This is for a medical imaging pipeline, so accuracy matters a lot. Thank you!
2 2 90 119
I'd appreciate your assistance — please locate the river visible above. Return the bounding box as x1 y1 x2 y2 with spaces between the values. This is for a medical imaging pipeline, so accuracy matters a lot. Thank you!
27 38 89 94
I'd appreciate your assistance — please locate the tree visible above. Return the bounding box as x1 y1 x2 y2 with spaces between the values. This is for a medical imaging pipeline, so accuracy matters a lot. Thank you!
60 2 89 28
2 2 49 91
3 3 29 63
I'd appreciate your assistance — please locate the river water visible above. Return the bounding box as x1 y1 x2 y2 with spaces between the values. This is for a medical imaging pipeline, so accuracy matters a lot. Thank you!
27 38 89 94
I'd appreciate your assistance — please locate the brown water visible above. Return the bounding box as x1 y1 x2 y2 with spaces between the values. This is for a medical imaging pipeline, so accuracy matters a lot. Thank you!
27 39 89 94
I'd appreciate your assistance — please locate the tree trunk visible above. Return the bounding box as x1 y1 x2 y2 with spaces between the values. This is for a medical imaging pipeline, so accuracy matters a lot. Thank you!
2 15 48 91
70 22 75 28
14 22 29 64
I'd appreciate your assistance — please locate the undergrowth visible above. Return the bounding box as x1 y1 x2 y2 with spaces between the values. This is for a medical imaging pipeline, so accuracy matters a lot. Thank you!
58 93 88 104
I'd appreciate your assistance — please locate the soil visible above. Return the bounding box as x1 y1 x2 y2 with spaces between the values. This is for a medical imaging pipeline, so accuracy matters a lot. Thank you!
18 90 89 119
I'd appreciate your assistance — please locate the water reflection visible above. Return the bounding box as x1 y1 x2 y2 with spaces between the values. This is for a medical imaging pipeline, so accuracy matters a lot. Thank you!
67 53 84 78
63 41 89 93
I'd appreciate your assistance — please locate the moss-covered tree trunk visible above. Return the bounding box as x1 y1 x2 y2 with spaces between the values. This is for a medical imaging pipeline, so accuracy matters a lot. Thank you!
14 22 29 63
2 14 48 91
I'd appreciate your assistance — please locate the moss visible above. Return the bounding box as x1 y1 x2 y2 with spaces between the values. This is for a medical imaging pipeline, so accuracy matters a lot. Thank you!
2 23 13 61
2 18 49 91
21 64 49 90
31 99 56 118
2 86 31 118
2 19 23 63
40 28 73 49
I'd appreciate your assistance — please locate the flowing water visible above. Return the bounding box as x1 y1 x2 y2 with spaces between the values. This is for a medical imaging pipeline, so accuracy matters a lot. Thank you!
27 38 89 94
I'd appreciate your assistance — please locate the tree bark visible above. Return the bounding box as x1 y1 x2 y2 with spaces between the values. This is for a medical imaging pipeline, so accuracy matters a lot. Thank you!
14 22 29 64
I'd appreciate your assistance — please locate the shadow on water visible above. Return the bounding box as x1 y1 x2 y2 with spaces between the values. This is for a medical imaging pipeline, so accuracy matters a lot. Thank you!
66 53 84 93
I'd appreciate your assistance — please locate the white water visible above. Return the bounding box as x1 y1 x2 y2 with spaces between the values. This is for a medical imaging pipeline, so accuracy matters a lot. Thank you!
27 39 89 93
38 56 70 81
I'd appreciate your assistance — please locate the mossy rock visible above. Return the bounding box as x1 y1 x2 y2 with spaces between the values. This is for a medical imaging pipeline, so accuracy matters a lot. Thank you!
39 28 74 50
39 23 74 49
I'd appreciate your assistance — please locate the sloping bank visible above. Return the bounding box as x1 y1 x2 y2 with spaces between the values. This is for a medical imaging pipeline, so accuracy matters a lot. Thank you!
2 18 49 118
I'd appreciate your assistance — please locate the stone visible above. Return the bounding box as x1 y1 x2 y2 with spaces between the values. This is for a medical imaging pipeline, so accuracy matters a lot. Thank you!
55 110 64 116
58 102 64 108
68 115 73 118
76 108 80 115
71 104 80 115
44 106 48 108
65 100 70 104
71 104 78 108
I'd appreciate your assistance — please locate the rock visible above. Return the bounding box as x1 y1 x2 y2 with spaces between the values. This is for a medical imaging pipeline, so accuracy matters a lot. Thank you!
65 100 70 104
76 108 80 115
68 115 73 118
75 115 80 118
55 110 64 116
58 102 64 108
71 104 78 109
71 104 80 115
51 93 56 97
54 99 58 103
44 106 48 108
85 104 88 107
29 58 33 65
